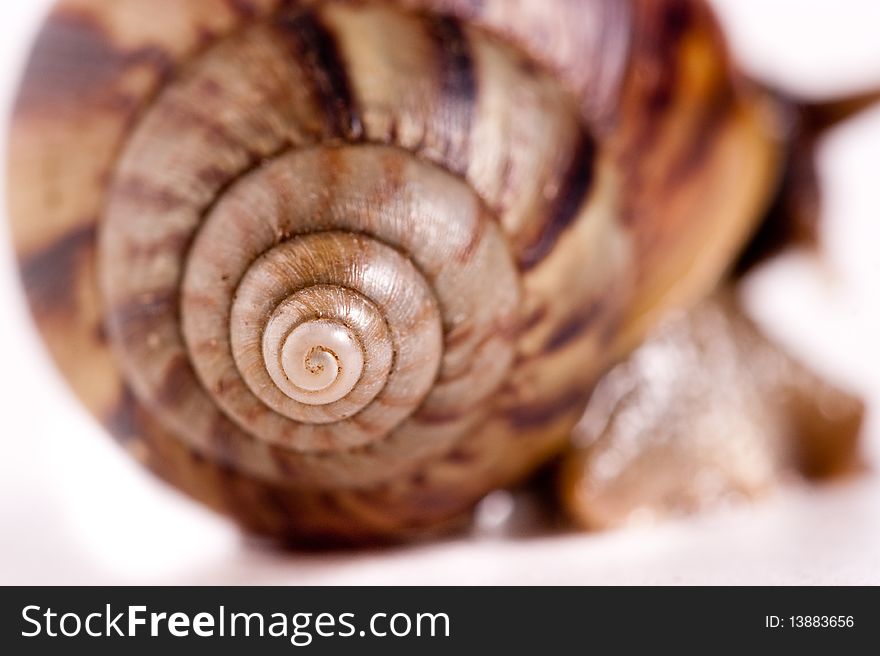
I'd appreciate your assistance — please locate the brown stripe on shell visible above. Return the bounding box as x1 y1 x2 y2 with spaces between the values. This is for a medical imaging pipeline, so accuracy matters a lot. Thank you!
209 411 244 467
517 128 597 269
445 447 475 464
108 288 178 345
505 388 592 430
544 297 610 354
104 385 147 445
423 15 476 173
144 94 264 160
225 0 260 19
616 0 693 175
664 83 736 188
454 205 487 263
398 0 632 131
515 303 549 337
121 228 195 262
644 0 693 116
274 9 363 140
19 224 95 317
155 353 198 409
14 8 173 116
111 175 191 213
412 407 465 425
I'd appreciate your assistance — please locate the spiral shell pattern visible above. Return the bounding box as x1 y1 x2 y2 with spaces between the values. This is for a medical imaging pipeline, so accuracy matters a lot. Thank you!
92 0 618 494
9 0 781 542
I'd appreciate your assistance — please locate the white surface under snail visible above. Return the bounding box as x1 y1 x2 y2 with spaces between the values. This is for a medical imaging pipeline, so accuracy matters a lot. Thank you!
5 0 877 546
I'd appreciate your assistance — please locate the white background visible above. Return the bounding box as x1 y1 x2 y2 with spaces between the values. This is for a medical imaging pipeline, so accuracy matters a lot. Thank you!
1 0 879 584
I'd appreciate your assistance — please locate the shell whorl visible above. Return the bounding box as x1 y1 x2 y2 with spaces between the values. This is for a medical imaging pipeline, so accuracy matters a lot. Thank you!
95 3 604 490
226 231 443 439
103 144 528 481
270 318 366 405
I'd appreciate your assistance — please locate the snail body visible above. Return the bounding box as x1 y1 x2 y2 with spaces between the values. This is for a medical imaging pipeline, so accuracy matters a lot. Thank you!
8 0 782 543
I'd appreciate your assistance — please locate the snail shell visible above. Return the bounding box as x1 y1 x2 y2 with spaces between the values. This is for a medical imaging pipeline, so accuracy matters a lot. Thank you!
8 0 782 543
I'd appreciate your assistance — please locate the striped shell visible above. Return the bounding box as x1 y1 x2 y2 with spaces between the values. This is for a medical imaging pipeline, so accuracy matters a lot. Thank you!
8 0 782 543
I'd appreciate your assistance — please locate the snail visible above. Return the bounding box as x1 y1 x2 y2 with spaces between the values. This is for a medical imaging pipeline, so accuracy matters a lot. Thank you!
6 0 875 544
